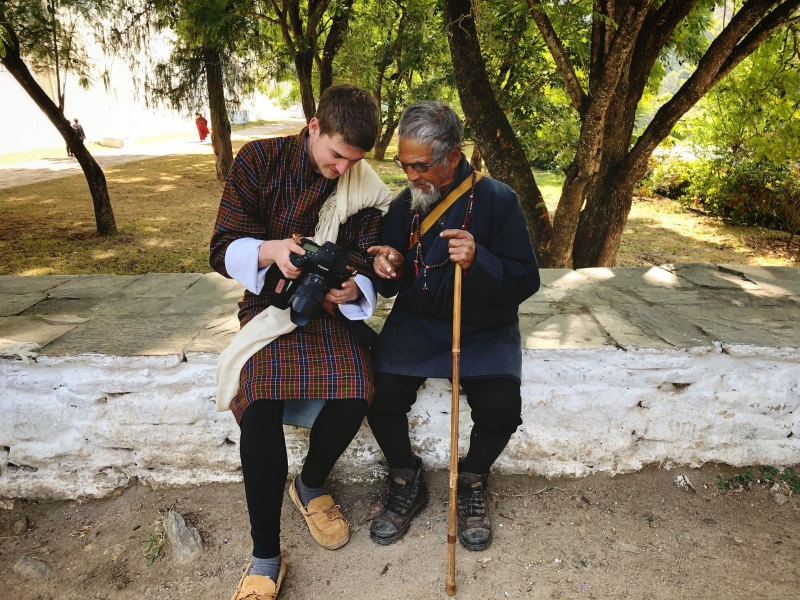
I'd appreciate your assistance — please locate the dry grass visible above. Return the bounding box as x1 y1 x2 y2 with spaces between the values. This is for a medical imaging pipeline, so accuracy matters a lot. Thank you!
617 196 798 267
534 171 798 267
0 151 228 276
0 152 796 277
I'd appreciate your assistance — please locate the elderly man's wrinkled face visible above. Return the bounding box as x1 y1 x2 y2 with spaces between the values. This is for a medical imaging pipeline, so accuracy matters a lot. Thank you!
397 138 461 213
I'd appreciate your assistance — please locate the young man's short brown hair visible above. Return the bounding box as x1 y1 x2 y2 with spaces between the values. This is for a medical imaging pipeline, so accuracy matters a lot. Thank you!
315 84 380 152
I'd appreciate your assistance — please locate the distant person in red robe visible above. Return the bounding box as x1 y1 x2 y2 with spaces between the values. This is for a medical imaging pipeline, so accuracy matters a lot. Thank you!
195 113 209 142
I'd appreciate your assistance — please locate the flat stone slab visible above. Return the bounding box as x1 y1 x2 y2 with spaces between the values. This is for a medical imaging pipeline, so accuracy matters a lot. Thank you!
0 315 83 350
164 273 242 317
0 293 46 317
0 267 797 358
120 273 203 298
522 313 608 349
0 275 71 295
45 275 140 300
42 312 210 356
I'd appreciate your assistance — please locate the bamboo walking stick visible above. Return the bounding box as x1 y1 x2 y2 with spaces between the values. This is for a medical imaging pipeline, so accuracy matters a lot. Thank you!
446 263 462 596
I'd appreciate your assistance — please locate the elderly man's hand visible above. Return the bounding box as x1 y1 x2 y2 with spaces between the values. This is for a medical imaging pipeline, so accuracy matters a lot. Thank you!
440 229 476 270
368 245 404 279
325 278 360 304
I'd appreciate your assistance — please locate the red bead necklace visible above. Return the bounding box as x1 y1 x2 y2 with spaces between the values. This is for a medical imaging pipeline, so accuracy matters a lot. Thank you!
410 170 477 291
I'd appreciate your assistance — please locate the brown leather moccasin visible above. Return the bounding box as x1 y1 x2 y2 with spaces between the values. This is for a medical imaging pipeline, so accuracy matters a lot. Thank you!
230 556 286 600
288 477 350 550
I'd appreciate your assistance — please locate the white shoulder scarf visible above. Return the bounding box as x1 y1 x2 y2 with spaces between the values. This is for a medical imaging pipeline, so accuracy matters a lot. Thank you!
215 160 394 412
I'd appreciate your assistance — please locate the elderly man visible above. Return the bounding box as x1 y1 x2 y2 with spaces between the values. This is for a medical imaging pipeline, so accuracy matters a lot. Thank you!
367 101 540 551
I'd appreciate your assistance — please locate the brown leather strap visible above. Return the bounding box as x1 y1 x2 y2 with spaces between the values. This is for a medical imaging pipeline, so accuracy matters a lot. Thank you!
411 171 485 246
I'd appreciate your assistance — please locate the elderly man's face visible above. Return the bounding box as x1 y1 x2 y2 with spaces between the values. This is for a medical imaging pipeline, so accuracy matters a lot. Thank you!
397 138 461 193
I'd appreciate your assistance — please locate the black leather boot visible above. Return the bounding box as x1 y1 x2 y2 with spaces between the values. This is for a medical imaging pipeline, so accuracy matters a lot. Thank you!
370 456 429 545
457 471 492 551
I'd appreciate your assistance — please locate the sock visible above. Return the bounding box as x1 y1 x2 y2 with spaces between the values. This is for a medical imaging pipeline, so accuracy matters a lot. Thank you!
461 426 512 475
249 555 281 582
295 473 326 507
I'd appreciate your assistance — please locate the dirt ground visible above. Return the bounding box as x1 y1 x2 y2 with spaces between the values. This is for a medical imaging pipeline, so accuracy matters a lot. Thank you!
1 465 798 600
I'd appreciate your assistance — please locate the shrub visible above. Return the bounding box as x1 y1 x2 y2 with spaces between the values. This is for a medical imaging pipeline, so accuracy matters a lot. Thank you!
646 157 695 200
685 157 799 232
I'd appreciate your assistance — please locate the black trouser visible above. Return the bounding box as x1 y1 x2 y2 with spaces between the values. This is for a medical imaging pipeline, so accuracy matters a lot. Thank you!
239 398 368 559
367 373 523 475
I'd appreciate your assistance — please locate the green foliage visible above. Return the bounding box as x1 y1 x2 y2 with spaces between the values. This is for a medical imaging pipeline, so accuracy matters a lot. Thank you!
143 526 166 567
658 154 800 242
645 156 695 200
679 33 800 170
479 0 579 170
108 0 272 116
1 0 113 110
657 30 800 237
717 466 800 495
333 0 454 153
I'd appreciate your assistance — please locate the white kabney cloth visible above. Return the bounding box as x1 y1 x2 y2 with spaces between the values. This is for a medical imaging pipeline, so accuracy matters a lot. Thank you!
215 160 394 412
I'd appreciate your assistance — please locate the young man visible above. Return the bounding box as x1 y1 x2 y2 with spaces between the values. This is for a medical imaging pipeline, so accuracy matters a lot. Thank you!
210 84 392 600
367 101 540 551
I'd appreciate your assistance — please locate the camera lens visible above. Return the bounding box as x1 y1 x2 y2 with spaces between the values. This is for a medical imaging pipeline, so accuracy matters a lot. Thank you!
290 273 328 326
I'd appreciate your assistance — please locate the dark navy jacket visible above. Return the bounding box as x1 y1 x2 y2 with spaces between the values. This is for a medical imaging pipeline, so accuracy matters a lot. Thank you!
372 157 540 381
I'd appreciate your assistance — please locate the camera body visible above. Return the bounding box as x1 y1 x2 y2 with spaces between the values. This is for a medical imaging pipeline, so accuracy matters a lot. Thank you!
271 238 353 326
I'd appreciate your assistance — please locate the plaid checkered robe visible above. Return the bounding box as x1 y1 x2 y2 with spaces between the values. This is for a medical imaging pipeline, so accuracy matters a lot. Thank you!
210 129 382 424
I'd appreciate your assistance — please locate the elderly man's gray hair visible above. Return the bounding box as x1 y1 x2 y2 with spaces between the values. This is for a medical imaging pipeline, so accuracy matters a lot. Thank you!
398 101 463 166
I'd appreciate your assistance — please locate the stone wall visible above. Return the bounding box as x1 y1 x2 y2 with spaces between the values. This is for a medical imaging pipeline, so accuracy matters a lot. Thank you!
1 265 799 500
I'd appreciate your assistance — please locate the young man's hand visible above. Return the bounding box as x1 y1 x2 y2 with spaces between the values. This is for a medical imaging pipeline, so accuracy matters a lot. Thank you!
258 238 307 279
326 278 360 304
368 245 404 279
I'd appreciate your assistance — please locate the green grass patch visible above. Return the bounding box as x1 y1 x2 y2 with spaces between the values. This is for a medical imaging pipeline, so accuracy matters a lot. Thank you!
717 466 800 494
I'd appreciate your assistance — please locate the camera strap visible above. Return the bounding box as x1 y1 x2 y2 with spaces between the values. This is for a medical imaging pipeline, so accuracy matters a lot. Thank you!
410 170 485 246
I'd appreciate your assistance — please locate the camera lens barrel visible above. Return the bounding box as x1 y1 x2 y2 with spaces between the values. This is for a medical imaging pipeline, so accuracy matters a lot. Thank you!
289 273 329 326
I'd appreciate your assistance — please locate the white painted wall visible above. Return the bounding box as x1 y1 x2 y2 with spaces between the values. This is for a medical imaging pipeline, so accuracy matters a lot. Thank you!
1 344 798 500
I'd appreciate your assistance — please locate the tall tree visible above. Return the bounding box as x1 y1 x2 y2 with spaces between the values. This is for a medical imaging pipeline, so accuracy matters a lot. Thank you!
1 0 117 235
443 0 800 267
138 0 266 181
260 0 355 121
442 0 553 261
534 0 800 267
336 0 454 160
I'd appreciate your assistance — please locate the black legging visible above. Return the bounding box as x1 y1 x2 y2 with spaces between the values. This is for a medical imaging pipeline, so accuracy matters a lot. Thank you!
367 373 522 474
239 398 368 559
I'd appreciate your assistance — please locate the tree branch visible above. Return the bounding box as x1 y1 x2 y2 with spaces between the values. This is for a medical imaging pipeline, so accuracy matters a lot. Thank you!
526 0 587 115
629 0 799 177
717 3 800 83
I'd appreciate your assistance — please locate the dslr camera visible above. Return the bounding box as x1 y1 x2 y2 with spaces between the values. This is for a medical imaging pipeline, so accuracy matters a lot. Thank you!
271 238 354 326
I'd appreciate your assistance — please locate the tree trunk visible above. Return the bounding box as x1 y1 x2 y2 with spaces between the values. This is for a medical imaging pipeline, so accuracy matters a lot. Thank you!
1 43 117 236
204 48 233 182
318 0 354 94
296 49 317 122
470 145 483 171
571 0 800 267
374 121 397 161
442 0 553 263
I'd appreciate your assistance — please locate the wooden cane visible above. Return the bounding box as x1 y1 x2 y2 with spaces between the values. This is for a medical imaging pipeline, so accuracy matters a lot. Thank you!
446 263 462 596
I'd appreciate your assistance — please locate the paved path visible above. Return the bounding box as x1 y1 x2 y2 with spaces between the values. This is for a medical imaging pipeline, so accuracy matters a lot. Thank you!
0 119 305 190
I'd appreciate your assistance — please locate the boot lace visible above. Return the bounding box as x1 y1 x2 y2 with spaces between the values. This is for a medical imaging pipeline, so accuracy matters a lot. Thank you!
457 484 486 520
384 478 416 516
